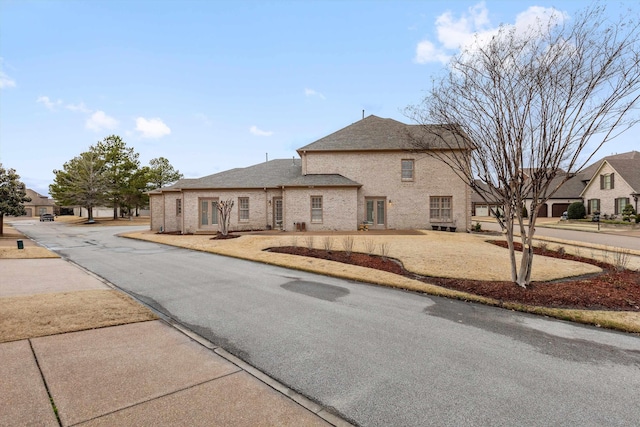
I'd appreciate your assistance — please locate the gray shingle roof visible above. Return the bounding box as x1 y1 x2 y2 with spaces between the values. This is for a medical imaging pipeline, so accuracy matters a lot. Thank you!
577 150 640 192
297 115 471 152
154 159 360 192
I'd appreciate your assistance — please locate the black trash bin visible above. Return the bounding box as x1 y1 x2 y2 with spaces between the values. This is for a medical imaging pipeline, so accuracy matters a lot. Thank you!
17 240 24 249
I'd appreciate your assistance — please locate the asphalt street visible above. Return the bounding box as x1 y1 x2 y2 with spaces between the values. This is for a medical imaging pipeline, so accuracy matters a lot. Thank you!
13 220 640 427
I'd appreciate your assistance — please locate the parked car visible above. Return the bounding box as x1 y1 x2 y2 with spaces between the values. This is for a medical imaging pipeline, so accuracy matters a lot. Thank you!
40 213 55 221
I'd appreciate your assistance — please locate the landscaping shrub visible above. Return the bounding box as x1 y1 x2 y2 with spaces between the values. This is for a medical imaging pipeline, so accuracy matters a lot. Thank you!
622 204 636 222
567 201 586 219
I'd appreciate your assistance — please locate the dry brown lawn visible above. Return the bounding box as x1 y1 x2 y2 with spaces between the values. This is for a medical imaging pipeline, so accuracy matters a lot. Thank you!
0 290 157 343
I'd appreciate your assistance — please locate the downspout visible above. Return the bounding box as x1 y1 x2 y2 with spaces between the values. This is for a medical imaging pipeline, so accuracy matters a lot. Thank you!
281 185 286 231
181 190 185 234
161 192 166 233
264 188 269 229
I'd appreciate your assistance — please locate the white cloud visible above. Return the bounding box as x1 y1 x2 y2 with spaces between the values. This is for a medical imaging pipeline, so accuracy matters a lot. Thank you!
135 117 171 138
414 2 565 65
415 40 450 64
66 102 91 113
36 96 63 110
0 58 16 89
0 71 16 89
304 88 326 100
250 125 273 136
86 110 119 132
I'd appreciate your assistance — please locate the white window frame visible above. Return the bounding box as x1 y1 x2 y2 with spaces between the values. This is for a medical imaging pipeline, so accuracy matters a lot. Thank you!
311 196 323 223
238 197 249 222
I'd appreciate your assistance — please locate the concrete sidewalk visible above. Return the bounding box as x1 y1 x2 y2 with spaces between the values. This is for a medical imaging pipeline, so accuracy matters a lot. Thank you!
0 232 349 426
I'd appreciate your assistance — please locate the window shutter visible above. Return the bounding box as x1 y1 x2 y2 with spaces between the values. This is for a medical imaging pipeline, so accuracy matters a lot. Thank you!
611 173 615 189
615 199 619 215
600 175 604 189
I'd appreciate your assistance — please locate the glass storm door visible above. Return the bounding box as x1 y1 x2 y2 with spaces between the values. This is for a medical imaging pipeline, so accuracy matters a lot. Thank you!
366 198 386 228
273 198 283 229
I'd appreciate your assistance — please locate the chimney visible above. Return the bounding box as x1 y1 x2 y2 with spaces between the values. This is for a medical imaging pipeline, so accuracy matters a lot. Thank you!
362 109 365 120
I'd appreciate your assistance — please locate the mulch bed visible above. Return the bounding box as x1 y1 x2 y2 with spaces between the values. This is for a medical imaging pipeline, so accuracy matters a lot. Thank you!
268 242 640 311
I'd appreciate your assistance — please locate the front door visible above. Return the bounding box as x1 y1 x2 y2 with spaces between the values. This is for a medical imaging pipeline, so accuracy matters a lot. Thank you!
273 197 283 229
365 198 386 229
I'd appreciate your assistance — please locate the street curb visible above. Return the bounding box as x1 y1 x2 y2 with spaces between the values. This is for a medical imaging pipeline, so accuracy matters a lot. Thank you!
63 258 355 427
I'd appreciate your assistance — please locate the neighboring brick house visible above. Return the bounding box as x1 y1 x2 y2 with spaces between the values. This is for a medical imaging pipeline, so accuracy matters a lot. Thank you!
149 115 473 233
479 150 640 219
579 151 640 218
22 189 55 217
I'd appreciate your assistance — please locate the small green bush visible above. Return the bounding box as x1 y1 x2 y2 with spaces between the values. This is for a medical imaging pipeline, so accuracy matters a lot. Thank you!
622 204 636 221
567 202 586 219
522 205 528 219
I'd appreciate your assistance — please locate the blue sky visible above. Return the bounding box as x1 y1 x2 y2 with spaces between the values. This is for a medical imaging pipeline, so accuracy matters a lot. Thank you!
1 0 638 196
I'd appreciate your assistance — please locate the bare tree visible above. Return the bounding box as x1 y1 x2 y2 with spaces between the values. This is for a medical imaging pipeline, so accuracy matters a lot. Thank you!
215 199 234 236
406 4 640 288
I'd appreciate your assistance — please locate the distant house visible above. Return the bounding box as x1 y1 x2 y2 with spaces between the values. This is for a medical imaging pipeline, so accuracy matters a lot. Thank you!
22 189 55 217
473 151 640 218
579 151 640 218
149 115 473 233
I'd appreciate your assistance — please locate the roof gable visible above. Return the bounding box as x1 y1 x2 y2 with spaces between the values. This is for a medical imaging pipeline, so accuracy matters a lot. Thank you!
579 151 640 195
297 115 470 152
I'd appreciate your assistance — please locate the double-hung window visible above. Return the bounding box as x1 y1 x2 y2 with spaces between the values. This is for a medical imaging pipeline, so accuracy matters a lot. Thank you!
600 174 614 190
311 196 323 223
401 159 414 181
615 197 629 215
588 199 600 214
430 196 452 221
238 197 249 222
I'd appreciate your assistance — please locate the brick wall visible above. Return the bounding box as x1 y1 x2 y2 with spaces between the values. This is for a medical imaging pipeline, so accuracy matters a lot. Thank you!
582 163 634 216
303 150 470 230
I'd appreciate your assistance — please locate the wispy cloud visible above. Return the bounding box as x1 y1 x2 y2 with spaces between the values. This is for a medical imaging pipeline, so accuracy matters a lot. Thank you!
304 88 326 100
36 96 63 110
0 58 16 89
0 71 16 89
414 2 566 64
195 113 212 127
135 117 171 138
250 125 273 136
66 102 91 113
86 110 119 132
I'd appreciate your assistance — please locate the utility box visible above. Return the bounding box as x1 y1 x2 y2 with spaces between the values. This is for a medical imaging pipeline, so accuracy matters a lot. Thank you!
17 240 24 250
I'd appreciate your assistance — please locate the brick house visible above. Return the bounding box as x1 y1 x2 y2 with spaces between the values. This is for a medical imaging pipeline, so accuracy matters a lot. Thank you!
22 189 55 217
580 151 640 218
149 115 473 233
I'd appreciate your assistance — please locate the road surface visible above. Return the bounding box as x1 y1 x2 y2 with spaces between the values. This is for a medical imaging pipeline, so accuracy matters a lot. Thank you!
13 220 640 427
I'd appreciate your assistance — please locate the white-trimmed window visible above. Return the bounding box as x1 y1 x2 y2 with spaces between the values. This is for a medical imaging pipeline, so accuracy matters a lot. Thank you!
311 196 323 223
176 199 182 216
430 196 452 221
238 197 249 221
401 159 414 181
